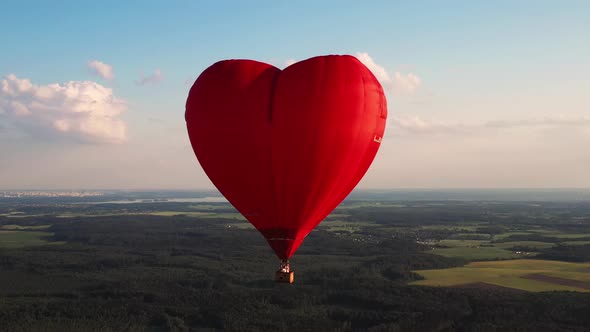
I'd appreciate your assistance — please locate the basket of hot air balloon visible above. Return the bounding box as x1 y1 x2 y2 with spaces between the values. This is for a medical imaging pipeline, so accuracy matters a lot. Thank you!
185 55 387 283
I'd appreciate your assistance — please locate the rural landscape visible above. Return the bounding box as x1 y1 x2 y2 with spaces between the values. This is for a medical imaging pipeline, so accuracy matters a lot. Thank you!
1 190 590 331
2 1 589 331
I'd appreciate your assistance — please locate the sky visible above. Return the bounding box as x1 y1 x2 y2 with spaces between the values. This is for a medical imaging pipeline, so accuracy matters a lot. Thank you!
1 1 589 190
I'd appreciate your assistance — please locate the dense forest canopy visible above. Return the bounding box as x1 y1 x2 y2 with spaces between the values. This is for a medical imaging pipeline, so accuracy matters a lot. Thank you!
1 191 590 331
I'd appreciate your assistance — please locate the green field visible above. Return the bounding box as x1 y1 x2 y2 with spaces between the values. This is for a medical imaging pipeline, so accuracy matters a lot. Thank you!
563 240 590 246
224 222 254 229
418 223 590 261
0 224 52 231
546 233 590 239
420 225 484 231
198 212 245 220
494 241 555 249
0 214 47 218
432 237 538 260
0 230 63 248
432 246 522 260
492 232 533 240
412 259 590 292
438 239 487 247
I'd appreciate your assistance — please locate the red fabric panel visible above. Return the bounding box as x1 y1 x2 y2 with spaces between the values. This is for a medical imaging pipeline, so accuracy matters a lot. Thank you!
186 55 387 260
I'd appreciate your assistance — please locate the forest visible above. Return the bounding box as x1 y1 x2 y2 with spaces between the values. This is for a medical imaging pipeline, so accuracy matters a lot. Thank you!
1 192 590 331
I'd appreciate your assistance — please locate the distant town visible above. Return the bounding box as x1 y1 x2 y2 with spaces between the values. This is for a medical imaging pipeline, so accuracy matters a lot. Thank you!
1 191 104 198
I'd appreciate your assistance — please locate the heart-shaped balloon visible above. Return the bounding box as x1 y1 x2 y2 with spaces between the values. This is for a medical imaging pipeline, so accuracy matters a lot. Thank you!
186 55 387 260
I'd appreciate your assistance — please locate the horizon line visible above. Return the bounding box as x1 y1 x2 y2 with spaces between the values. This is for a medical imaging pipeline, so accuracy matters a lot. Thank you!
3 188 590 192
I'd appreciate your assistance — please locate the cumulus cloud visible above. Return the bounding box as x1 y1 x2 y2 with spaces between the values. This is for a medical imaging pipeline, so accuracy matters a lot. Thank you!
0 74 127 143
355 52 422 95
284 59 297 67
87 60 114 80
269 54 421 94
136 69 163 86
391 72 421 94
355 52 390 82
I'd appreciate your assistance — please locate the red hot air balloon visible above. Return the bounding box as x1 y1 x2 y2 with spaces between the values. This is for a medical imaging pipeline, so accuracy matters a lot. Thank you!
186 55 387 282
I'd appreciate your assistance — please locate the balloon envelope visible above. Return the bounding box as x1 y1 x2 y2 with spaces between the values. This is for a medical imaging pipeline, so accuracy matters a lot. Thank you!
186 55 387 260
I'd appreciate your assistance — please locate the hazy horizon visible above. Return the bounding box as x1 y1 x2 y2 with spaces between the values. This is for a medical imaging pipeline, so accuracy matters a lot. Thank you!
4 187 590 191
5 187 590 203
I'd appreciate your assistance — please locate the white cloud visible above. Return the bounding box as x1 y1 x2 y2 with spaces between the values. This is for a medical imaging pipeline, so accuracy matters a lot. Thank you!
389 114 463 135
269 54 422 94
267 58 297 69
355 52 422 95
355 52 390 83
284 59 297 67
136 69 163 86
87 60 114 80
0 74 127 143
392 114 436 132
391 72 421 94
389 114 590 136
484 117 590 128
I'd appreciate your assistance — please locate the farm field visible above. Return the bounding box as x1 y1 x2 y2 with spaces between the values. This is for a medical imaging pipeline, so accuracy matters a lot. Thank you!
0 230 63 248
415 225 590 261
411 259 590 292
431 246 521 260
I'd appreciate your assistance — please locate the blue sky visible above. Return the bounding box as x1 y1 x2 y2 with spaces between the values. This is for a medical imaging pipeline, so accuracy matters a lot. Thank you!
1 1 589 189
